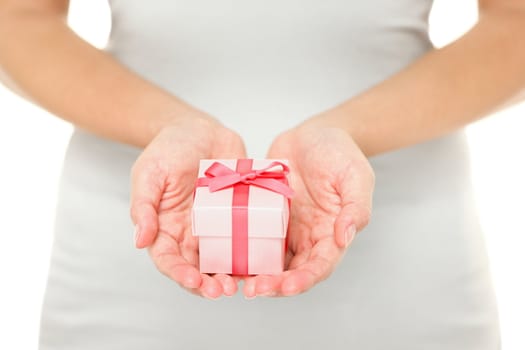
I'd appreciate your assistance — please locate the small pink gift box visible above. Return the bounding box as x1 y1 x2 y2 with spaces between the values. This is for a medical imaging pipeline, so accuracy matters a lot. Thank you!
191 159 293 275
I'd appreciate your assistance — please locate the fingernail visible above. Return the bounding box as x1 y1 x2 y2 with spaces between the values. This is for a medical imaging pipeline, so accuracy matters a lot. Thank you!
134 224 141 246
345 225 357 248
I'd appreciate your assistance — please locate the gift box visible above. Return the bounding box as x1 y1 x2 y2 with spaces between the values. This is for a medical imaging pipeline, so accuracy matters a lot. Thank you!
191 159 293 275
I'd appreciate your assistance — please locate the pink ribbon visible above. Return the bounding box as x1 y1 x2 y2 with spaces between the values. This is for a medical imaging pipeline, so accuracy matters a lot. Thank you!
196 160 293 275
196 160 294 199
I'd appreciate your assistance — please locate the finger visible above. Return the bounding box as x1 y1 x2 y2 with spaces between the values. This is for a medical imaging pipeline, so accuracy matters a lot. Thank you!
179 239 200 267
213 274 238 297
281 239 343 296
281 269 319 296
280 259 332 296
253 274 283 297
150 244 202 289
166 260 202 290
242 276 257 298
286 248 310 270
181 286 204 297
334 160 374 248
241 274 281 298
199 274 224 299
130 160 165 248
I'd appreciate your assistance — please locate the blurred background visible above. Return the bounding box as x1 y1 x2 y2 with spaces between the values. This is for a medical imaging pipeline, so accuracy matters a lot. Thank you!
0 0 523 348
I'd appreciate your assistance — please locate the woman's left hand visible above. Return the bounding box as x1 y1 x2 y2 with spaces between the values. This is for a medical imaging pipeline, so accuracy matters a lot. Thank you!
243 126 374 297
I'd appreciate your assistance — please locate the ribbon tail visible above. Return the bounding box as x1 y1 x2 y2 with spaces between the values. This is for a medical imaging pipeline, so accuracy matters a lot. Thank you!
196 177 211 187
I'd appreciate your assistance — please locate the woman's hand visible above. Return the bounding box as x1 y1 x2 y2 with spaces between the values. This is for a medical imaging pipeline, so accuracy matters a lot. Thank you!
243 126 374 297
130 115 246 298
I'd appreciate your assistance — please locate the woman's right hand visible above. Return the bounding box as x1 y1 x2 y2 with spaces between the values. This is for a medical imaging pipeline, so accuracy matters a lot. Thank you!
130 114 246 298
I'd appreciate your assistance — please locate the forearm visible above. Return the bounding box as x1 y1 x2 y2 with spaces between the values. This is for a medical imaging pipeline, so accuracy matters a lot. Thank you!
0 10 207 148
303 9 525 157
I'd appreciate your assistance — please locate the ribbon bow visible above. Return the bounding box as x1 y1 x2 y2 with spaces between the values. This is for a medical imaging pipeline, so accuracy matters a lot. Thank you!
197 161 294 198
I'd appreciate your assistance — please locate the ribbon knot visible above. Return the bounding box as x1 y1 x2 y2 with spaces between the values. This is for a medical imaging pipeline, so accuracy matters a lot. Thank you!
196 160 294 198
241 172 258 183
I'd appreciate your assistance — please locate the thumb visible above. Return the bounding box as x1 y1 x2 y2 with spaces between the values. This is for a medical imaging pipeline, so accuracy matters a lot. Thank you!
130 160 164 249
334 202 372 249
333 163 374 249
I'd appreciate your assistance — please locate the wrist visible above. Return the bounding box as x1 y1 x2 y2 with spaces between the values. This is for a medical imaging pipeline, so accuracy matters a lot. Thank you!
160 111 219 133
154 109 243 157
148 103 223 143
298 105 349 133
297 104 372 156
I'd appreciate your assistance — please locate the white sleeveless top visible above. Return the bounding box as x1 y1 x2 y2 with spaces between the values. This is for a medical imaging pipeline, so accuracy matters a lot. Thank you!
38 2 500 349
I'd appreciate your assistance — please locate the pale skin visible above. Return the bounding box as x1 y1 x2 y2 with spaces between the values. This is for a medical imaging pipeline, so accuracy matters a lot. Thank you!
1 0 524 298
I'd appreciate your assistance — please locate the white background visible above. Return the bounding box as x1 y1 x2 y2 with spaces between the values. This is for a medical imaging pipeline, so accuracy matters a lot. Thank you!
0 0 523 348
